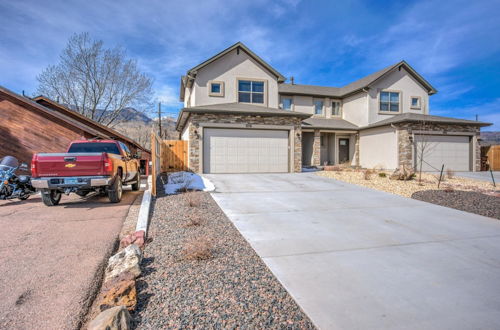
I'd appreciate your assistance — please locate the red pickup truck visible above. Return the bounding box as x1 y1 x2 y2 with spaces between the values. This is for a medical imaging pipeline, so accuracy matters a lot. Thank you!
31 140 141 206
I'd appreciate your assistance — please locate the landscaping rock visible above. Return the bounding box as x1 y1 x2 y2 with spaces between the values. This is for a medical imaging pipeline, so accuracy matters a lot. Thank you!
98 279 137 311
88 306 131 330
120 230 146 250
105 244 142 282
390 165 415 181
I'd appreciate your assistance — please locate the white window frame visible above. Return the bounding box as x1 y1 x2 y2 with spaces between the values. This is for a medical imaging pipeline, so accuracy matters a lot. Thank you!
208 81 224 97
410 96 422 110
280 96 293 110
314 99 324 116
331 100 342 117
237 78 267 105
379 90 401 114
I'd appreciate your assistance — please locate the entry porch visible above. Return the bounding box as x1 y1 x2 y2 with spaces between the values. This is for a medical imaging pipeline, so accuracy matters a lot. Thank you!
302 129 359 167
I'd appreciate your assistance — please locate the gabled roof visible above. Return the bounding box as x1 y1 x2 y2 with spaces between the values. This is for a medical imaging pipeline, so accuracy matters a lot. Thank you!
180 42 286 101
363 113 491 129
176 103 310 131
302 118 359 130
279 61 438 98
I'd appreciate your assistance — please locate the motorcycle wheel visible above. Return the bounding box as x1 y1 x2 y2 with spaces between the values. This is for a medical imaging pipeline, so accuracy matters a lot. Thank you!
41 190 62 206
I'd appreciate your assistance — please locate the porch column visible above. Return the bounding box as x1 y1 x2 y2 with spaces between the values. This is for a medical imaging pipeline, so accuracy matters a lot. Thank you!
312 129 321 166
354 133 360 167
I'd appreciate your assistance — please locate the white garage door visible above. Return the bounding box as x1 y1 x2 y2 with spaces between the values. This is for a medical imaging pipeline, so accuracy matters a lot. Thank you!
203 128 289 173
415 135 470 171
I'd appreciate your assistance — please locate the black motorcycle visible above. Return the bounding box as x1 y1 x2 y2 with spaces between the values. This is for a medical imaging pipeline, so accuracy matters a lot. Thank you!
0 156 36 200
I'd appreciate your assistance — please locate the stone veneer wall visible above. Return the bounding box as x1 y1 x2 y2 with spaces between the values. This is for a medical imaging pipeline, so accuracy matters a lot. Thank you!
395 122 481 171
185 113 304 173
312 130 321 166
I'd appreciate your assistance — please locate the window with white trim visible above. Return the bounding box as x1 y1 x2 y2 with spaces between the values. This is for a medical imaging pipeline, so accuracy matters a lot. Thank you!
332 101 341 116
281 97 293 110
314 99 324 115
208 81 224 97
379 91 400 112
238 80 264 104
410 96 421 109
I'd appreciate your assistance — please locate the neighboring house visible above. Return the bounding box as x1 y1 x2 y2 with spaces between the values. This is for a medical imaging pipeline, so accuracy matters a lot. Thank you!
0 86 151 174
176 42 490 174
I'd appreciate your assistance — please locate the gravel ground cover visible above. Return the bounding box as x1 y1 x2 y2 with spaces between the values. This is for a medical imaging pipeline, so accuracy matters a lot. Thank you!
317 170 499 219
132 186 315 328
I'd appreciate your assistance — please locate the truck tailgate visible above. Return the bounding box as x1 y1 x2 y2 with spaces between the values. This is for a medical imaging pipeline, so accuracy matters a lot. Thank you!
35 153 107 177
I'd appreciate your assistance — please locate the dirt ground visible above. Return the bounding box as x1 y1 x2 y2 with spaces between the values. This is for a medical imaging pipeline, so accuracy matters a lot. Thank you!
0 188 141 330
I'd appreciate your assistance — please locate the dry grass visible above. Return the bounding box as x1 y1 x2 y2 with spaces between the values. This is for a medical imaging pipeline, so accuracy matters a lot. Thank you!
182 236 213 261
446 168 455 179
184 213 204 227
443 185 455 193
363 169 373 180
184 191 202 207
317 170 496 198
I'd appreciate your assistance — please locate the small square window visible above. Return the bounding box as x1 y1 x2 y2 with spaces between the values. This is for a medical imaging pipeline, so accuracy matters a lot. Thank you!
208 81 224 97
411 96 421 109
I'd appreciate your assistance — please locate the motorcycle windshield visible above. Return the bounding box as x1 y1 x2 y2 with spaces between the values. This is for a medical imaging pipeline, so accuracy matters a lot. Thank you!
0 156 19 170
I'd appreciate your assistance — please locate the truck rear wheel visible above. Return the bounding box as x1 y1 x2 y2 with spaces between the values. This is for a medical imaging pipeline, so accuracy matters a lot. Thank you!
131 173 140 191
42 190 61 206
108 176 123 203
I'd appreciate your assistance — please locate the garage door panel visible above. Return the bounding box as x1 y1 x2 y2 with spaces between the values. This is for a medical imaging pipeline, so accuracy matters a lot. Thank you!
203 128 289 173
415 135 470 171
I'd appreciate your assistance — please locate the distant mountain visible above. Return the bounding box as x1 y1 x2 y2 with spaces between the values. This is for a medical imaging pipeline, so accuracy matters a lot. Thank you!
118 107 153 124
480 131 500 145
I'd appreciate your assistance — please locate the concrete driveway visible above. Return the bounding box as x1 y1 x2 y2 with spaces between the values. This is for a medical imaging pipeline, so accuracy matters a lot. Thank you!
453 171 499 183
207 173 500 330
0 185 143 329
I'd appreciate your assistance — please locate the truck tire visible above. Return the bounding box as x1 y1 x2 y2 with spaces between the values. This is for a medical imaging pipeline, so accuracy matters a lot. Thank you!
41 190 62 206
108 176 123 203
131 173 140 191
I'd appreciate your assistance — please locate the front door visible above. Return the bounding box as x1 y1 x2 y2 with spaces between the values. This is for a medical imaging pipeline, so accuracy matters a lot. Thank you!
338 138 350 164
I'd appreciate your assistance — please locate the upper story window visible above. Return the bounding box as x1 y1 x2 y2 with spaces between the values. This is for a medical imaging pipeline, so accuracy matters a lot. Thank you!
238 80 264 104
332 101 341 117
281 97 293 110
314 99 324 115
410 96 421 110
379 91 400 112
208 81 224 97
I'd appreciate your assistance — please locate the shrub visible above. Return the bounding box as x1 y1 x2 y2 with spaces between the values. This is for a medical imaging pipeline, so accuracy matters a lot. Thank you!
185 213 204 227
184 191 201 207
378 172 387 178
182 237 213 260
363 169 373 180
446 168 455 179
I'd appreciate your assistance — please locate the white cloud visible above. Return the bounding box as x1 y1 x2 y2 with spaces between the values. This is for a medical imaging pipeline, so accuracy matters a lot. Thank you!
433 98 500 130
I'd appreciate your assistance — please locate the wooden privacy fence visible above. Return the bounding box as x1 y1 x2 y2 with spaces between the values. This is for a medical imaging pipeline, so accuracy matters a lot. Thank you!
150 134 189 196
486 145 500 171
162 140 188 173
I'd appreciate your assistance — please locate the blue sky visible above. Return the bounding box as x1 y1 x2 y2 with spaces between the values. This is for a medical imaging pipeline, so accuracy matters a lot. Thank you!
1 0 499 130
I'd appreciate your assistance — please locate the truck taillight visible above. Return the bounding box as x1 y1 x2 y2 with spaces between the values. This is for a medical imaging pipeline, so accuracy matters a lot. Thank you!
103 154 113 174
31 154 38 178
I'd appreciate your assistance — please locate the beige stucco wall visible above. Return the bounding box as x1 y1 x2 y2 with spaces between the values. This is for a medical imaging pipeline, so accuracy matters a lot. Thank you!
191 49 279 108
343 92 368 127
359 126 398 169
368 68 430 125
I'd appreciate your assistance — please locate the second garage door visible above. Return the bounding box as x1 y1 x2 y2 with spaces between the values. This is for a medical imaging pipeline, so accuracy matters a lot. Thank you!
414 135 471 171
203 128 289 173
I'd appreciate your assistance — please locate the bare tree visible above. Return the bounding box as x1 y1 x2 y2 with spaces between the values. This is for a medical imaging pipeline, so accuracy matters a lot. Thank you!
37 32 153 126
414 119 437 184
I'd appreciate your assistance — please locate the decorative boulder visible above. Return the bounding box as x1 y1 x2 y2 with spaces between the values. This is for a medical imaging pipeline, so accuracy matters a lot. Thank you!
120 230 146 250
105 244 142 282
98 279 137 311
88 306 131 330
390 165 415 181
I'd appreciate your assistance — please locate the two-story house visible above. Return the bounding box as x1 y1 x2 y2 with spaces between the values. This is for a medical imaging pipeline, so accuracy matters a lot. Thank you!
176 42 490 174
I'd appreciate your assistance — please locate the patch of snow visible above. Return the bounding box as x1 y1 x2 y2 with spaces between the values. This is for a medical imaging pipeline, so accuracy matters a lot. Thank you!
302 167 320 172
164 171 215 195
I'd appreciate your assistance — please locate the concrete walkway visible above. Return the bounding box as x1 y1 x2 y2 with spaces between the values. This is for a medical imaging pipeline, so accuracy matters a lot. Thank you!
207 173 500 330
